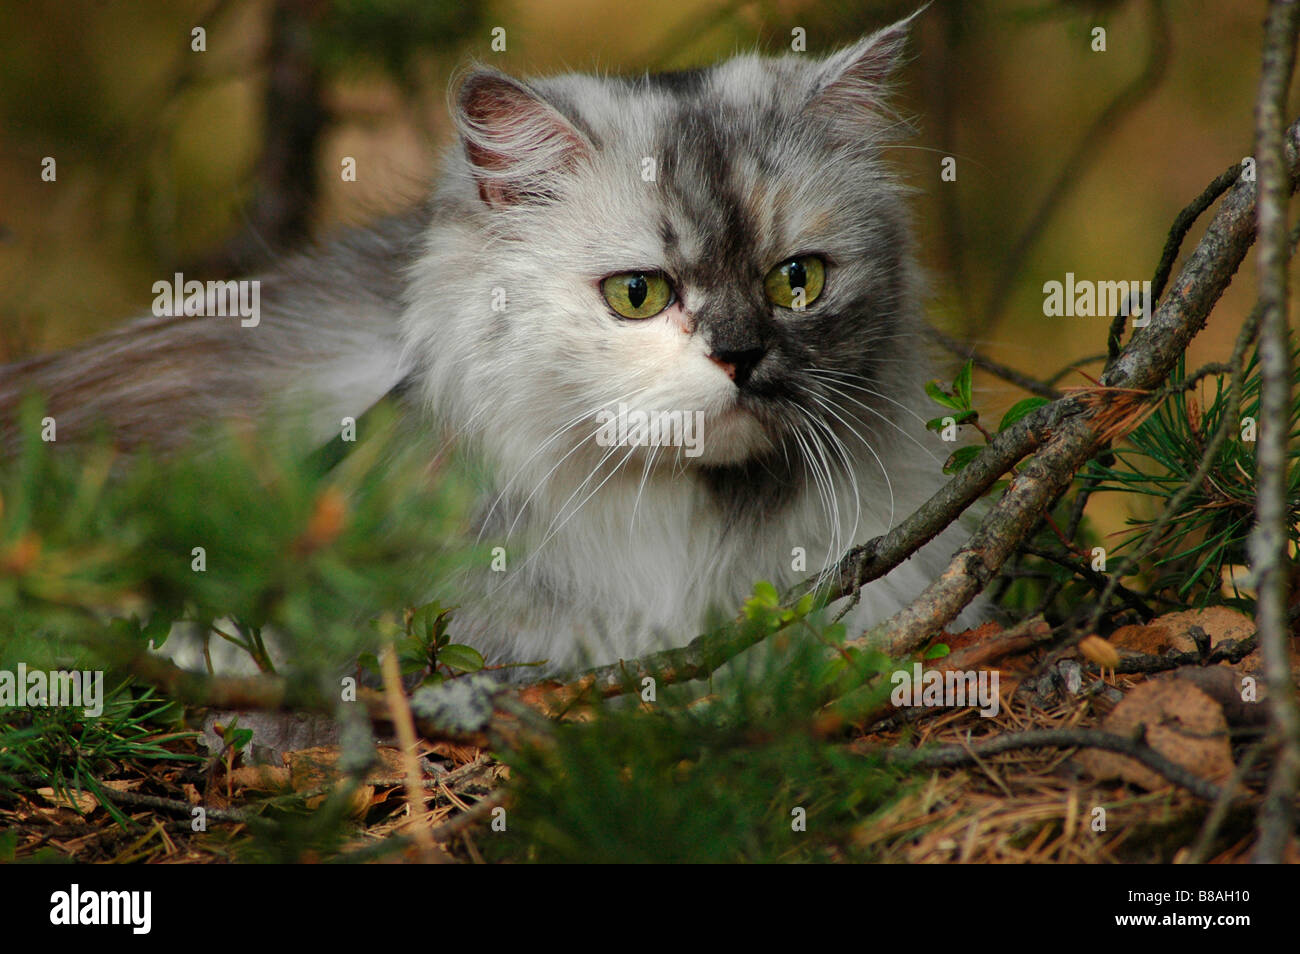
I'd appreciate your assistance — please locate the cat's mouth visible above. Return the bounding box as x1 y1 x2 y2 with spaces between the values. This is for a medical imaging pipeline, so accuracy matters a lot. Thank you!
691 397 779 465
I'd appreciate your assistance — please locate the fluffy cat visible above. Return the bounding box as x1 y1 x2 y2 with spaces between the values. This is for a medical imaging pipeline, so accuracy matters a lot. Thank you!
0 12 982 677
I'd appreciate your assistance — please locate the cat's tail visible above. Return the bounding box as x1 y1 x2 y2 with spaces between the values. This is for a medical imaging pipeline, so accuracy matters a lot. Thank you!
0 209 429 456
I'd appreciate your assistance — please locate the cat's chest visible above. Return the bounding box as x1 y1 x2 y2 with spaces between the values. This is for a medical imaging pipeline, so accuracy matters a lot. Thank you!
505 470 821 612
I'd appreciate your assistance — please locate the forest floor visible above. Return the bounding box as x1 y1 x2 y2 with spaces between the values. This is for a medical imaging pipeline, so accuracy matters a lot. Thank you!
4 605 1296 864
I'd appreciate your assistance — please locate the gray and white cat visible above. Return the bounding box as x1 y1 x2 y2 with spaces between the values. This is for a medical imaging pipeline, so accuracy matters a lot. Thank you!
0 12 980 677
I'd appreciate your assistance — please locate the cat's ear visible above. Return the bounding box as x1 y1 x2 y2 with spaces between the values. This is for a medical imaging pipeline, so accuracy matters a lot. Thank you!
455 69 591 209
809 8 921 120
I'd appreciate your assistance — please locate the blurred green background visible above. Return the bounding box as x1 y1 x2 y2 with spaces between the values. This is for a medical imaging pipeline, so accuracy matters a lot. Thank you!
0 0 1292 543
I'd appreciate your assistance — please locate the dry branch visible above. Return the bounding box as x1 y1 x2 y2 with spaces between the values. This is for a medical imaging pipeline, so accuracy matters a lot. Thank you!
1249 0 1300 865
851 111 1300 663
878 727 1226 802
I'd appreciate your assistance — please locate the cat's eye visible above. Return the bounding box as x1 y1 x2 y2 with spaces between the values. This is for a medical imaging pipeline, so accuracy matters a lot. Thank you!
602 272 673 319
764 255 826 310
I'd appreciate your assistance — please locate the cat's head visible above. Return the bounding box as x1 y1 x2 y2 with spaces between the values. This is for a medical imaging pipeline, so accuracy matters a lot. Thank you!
409 13 926 497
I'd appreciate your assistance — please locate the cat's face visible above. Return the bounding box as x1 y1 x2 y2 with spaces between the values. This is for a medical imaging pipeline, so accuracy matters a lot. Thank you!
420 15 921 488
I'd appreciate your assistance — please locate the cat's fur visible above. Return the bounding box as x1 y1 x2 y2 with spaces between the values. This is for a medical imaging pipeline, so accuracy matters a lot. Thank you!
0 12 981 677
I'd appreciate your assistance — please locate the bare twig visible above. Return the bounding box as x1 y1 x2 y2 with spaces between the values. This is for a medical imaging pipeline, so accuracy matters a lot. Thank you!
380 643 448 863
879 727 1225 801
847 407 1103 657
1150 163 1246 306
429 790 508 844
977 0 1171 338
926 323 1063 399
1112 637 1259 675
1045 352 1108 387
1019 542 1157 620
95 785 250 824
1249 0 1300 866
937 616 1054 672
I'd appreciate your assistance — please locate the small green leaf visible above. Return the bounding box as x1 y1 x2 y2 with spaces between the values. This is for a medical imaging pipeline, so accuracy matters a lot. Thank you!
751 581 780 607
399 653 427 675
923 643 950 660
943 445 982 475
438 643 485 673
925 380 962 410
999 397 1050 431
953 359 974 409
927 410 978 432
141 614 173 649
223 720 254 752
408 600 455 646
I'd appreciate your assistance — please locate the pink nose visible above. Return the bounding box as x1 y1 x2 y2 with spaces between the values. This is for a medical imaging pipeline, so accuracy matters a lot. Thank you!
707 354 737 380
707 347 765 387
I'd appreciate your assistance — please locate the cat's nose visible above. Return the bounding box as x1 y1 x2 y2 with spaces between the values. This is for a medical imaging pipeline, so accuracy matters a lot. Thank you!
708 346 767 388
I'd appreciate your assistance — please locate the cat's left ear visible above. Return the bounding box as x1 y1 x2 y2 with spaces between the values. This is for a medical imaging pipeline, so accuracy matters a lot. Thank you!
809 7 922 119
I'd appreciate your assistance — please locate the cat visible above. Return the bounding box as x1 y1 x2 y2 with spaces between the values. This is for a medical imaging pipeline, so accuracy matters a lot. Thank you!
0 11 983 678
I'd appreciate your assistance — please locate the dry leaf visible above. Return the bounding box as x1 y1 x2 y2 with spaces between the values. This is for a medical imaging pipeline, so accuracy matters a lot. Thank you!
1169 667 1268 726
1109 607 1255 656
942 621 1003 653
1078 678 1233 790
227 764 291 793
426 741 483 765
283 745 404 814
36 787 98 813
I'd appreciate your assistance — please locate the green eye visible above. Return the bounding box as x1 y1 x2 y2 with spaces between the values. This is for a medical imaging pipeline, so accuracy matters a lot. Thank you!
764 255 826 310
601 272 673 319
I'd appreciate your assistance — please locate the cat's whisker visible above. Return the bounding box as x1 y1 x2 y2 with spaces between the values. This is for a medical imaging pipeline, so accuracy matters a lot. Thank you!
786 403 842 576
522 439 642 575
811 368 932 427
799 399 871 579
801 392 870 539
807 370 944 466
501 415 620 543
807 425 853 578
809 374 942 471
629 442 660 535
474 404 595 543
490 385 650 542
503 428 627 579
805 390 894 537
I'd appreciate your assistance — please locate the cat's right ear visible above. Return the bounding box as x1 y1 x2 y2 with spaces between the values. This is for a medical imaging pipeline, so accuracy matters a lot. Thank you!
455 70 591 209
809 8 920 126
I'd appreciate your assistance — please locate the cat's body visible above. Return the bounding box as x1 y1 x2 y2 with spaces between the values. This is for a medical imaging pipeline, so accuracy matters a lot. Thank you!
1 13 982 677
